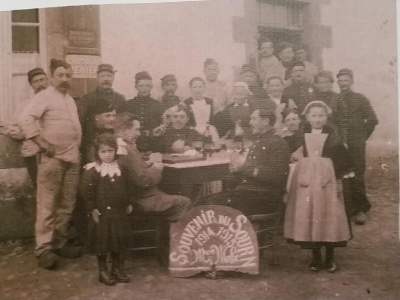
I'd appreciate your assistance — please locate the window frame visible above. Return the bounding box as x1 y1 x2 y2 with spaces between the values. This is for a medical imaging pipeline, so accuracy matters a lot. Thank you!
258 0 307 30
11 9 40 54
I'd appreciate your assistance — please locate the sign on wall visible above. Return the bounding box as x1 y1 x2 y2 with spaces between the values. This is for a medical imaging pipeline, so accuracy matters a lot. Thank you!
169 205 259 278
66 55 101 79
67 30 100 56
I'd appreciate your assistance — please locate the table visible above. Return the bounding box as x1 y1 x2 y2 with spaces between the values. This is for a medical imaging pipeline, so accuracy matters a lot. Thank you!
160 153 231 199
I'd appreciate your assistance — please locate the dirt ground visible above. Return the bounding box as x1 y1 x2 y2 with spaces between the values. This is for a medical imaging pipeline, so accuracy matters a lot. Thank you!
0 155 399 300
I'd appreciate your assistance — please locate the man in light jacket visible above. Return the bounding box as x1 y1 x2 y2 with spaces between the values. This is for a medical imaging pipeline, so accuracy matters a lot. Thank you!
19 59 82 269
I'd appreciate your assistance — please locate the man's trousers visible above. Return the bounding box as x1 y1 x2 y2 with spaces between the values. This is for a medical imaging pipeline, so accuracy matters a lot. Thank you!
35 156 80 257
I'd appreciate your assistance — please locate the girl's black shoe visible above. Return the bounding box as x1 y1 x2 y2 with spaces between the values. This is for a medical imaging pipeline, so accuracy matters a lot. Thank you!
111 252 130 283
309 248 322 272
325 247 336 272
111 269 130 283
309 262 321 272
99 270 117 286
97 254 116 286
326 261 337 273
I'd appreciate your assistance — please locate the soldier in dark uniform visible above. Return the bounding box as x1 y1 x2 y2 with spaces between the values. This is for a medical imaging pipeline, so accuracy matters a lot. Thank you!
197 108 290 216
155 104 201 153
78 64 127 158
282 61 318 113
332 69 378 225
315 71 337 109
160 74 181 112
81 102 117 164
126 71 163 152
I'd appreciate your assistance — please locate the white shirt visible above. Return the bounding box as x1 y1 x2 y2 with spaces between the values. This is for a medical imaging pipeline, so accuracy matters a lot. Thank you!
191 98 211 134
204 80 231 114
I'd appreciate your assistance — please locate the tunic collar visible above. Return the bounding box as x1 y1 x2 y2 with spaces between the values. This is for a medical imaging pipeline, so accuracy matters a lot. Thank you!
96 87 115 94
257 128 275 139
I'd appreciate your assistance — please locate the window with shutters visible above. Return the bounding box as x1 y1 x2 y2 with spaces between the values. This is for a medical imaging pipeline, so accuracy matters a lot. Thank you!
11 9 40 53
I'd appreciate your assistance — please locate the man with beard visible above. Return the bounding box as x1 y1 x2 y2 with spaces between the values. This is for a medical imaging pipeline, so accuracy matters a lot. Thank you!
332 69 378 225
282 61 318 113
197 108 290 216
19 59 82 269
203 58 230 114
2 67 48 187
79 64 126 158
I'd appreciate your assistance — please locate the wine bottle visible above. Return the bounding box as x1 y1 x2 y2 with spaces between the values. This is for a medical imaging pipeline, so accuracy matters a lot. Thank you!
203 123 213 157
233 120 244 152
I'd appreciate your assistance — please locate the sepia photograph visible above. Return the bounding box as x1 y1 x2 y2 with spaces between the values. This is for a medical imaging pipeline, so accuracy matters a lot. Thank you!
0 0 398 299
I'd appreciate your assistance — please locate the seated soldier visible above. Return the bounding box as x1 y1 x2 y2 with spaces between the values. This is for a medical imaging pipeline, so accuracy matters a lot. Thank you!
197 108 290 216
115 112 191 222
154 104 202 153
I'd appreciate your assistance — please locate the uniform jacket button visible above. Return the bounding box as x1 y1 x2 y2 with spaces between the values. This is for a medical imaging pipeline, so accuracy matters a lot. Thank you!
107 206 111 210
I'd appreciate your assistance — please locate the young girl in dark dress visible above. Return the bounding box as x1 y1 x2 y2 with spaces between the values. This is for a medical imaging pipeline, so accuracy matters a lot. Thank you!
284 101 354 273
80 133 134 286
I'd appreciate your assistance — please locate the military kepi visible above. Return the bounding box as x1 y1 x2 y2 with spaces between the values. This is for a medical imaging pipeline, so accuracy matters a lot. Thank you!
161 74 177 85
135 71 152 82
337 68 354 79
97 64 116 74
27 67 46 83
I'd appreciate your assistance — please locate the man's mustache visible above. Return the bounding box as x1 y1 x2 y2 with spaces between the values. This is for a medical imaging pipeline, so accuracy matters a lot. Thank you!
58 82 70 89
102 81 112 85
37 86 47 92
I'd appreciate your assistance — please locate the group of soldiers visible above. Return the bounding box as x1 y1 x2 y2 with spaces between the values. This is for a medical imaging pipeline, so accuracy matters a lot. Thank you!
0 39 378 270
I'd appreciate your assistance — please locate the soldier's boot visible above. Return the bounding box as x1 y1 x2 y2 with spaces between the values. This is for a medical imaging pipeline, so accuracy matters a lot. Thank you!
37 249 58 270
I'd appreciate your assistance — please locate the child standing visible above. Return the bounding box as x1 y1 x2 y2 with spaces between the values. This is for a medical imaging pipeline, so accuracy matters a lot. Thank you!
284 101 354 273
80 133 134 286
